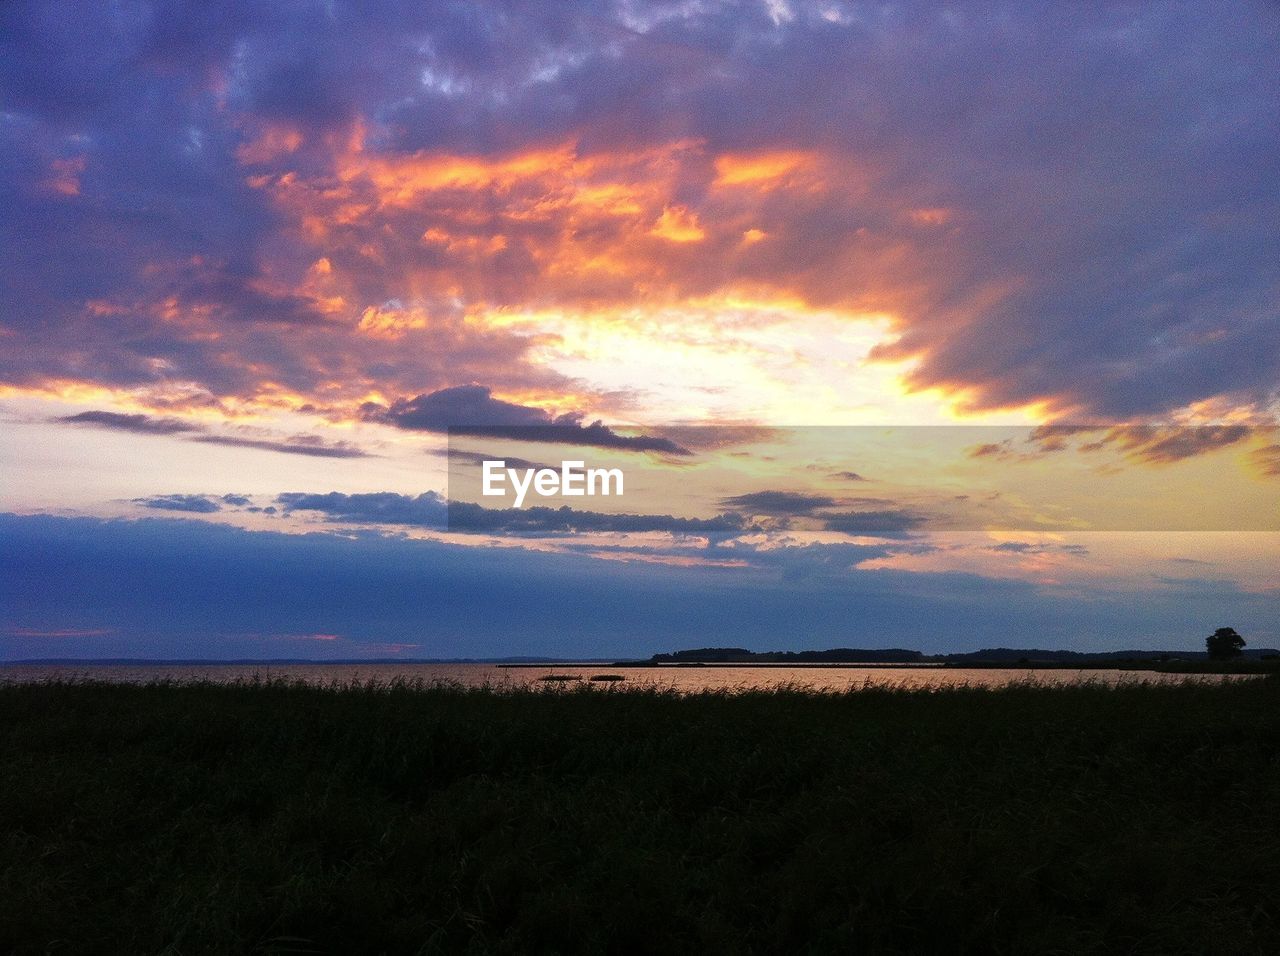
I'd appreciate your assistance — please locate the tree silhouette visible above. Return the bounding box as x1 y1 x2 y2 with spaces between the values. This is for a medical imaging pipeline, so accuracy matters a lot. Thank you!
1206 627 1246 660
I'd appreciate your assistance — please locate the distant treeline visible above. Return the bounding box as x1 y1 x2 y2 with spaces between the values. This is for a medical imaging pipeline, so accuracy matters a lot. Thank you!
649 646 1280 665
650 647 924 664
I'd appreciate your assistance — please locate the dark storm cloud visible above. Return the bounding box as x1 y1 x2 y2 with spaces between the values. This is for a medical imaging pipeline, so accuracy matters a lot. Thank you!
1 1 1276 418
362 386 690 454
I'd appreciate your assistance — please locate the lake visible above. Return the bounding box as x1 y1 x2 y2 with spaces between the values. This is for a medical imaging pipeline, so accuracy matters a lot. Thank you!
0 662 1251 692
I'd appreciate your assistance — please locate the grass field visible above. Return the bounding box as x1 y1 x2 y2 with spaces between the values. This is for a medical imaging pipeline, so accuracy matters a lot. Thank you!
3 676 1279 954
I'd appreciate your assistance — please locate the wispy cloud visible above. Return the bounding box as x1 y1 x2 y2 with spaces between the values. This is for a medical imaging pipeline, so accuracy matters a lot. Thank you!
191 434 369 459
56 409 371 459
275 491 746 536
59 411 202 435
720 491 836 515
821 510 925 535
134 494 223 514
970 425 1270 465
1250 445 1280 477
3 625 114 638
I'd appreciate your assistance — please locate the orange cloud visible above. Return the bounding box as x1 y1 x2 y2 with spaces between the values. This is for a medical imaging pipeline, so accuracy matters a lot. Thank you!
713 151 814 188
339 142 581 205
246 136 869 320
356 304 429 340
651 205 705 243
253 138 738 309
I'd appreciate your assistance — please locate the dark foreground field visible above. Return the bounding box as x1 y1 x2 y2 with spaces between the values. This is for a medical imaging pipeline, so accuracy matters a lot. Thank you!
3 677 1279 954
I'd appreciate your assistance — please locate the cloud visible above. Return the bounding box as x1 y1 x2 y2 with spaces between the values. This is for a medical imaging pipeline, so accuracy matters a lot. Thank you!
1088 425 1255 464
191 434 370 459
446 504 746 536
277 492 448 528
820 510 925 536
1026 424 1105 452
2 626 114 638
3 512 1275 660
661 425 783 452
58 411 202 435
54 408 370 458
275 490 746 536
989 541 1090 557
720 490 836 515
362 385 689 454
972 425 1267 465
968 440 1017 460
1251 444 1280 477
718 492 926 535
724 539 907 582
1 1 1275 422
133 494 222 514
439 449 554 472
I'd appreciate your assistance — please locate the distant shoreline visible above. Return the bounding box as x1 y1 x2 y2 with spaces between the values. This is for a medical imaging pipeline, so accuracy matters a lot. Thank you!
5 657 1278 674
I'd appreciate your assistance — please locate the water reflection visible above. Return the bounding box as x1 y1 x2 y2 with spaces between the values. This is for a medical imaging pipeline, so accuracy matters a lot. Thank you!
0 663 1253 692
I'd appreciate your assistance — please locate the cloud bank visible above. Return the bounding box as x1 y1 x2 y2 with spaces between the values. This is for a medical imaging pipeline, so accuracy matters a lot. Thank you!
4 512 1275 660
2 1 1276 421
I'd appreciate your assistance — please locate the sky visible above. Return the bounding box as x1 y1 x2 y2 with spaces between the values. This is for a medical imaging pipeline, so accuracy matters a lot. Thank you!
1 0 1277 660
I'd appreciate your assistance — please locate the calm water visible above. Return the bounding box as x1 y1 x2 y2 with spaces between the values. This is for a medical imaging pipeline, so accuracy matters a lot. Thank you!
0 662 1249 692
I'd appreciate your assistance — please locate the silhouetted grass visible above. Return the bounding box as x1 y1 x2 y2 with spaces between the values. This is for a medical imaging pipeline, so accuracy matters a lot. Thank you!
2 676 1279 953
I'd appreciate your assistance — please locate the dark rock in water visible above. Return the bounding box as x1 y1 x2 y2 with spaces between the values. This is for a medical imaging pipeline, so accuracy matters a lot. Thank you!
590 674 625 682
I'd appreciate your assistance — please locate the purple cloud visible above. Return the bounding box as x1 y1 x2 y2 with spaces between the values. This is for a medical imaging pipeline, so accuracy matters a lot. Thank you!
363 386 689 454
1 1 1275 422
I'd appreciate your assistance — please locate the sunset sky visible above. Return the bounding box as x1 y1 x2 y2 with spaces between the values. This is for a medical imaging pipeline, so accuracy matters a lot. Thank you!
2 0 1277 659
